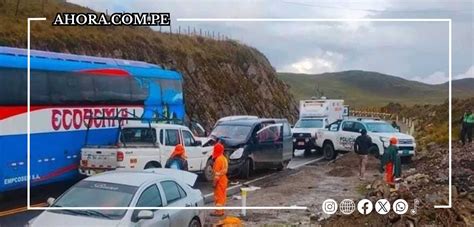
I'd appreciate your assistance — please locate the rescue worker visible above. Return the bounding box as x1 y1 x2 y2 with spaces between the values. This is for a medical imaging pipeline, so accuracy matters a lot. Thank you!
460 109 474 146
211 142 228 217
354 129 372 180
164 144 188 171
380 137 401 185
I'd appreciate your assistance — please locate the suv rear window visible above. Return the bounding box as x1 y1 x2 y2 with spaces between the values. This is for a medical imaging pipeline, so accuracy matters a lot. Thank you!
121 128 156 144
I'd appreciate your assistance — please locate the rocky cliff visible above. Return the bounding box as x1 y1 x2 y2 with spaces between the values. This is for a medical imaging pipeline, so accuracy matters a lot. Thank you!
0 0 298 129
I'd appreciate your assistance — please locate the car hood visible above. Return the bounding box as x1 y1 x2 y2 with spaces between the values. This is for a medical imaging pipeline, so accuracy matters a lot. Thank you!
371 132 414 140
292 128 320 134
29 211 121 227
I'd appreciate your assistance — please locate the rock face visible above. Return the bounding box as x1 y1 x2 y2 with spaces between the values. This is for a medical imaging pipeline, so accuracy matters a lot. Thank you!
0 1 298 130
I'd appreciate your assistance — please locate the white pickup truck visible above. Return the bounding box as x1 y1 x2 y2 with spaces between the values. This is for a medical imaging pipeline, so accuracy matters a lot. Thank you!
316 118 416 161
79 122 214 181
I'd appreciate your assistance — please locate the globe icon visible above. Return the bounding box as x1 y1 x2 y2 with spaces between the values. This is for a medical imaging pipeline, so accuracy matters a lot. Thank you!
340 199 356 215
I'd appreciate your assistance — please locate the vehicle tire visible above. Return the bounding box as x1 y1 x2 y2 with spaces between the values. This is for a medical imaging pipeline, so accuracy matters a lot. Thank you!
323 142 337 160
401 156 412 163
239 158 251 179
277 160 289 171
188 217 201 227
304 148 312 157
368 145 380 159
144 161 161 169
203 159 214 182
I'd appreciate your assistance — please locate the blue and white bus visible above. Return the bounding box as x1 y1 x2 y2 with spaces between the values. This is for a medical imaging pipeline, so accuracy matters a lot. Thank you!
0 47 184 192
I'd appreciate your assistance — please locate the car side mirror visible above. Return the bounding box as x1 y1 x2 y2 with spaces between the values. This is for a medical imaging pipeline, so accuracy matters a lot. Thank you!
137 210 154 220
47 197 55 206
193 140 202 146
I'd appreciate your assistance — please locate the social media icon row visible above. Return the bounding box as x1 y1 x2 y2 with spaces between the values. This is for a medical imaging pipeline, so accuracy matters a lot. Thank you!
322 198 409 215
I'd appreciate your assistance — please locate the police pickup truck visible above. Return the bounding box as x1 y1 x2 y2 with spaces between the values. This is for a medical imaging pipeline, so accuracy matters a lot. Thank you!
315 118 416 161
79 122 214 181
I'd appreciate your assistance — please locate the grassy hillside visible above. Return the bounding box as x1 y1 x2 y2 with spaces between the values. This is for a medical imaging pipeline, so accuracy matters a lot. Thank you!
279 70 474 108
0 0 298 129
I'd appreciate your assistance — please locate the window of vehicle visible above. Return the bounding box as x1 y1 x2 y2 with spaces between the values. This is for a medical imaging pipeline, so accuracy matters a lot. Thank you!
366 122 398 133
256 124 282 143
94 76 132 103
210 124 252 143
353 122 366 133
50 181 138 219
294 119 324 128
121 128 156 144
159 129 164 144
136 185 162 207
160 181 186 204
182 130 196 146
342 121 355 132
165 129 180 146
327 121 341 131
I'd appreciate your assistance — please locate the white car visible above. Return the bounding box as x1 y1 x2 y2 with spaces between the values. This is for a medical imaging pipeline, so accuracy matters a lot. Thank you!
316 118 416 161
28 169 205 227
79 122 214 181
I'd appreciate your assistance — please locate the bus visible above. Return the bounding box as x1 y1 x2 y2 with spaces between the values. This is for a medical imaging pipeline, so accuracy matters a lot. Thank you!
0 47 184 192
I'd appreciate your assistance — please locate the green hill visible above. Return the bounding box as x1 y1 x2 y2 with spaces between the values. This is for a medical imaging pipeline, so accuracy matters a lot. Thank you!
278 70 474 108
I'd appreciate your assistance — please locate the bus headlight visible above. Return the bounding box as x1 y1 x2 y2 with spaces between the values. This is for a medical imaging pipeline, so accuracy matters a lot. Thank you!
230 148 244 159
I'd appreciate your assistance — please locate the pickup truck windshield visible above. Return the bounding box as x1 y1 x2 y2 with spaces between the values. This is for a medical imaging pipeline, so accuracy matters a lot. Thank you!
211 125 252 142
51 181 138 219
294 119 324 128
120 127 156 143
366 122 398 133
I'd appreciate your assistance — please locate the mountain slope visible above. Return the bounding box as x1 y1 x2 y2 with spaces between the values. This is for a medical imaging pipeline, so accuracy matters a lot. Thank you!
0 0 298 129
278 70 474 107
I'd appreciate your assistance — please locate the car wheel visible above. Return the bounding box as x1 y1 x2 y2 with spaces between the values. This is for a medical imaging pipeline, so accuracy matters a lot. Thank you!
144 162 161 169
239 158 251 179
368 145 380 159
203 159 214 182
188 217 201 227
323 142 337 160
304 148 312 157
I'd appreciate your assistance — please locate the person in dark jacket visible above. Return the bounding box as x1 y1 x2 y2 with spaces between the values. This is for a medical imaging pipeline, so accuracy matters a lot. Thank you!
380 137 401 185
165 144 188 171
460 109 474 146
354 129 372 180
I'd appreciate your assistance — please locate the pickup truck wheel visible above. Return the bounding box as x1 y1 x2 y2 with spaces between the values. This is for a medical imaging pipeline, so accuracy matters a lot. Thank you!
203 159 214 182
304 149 312 157
239 159 251 179
323 143 337 160
369 146 380 159
144 162 161 169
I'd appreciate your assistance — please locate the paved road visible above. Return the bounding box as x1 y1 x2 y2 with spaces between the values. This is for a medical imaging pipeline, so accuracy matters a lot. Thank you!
0 150 323 227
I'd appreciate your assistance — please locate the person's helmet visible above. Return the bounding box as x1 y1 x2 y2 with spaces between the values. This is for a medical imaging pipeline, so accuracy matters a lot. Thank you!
389 137 398 145
361 129 367 135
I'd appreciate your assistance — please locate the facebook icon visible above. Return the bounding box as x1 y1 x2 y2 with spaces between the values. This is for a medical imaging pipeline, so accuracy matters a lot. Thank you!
357 199 374 215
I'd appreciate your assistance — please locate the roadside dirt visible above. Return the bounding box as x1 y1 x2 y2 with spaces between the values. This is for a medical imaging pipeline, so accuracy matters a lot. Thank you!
204 152 381 226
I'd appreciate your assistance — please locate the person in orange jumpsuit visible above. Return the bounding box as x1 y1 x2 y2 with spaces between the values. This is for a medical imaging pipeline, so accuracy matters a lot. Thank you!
211 141 228 216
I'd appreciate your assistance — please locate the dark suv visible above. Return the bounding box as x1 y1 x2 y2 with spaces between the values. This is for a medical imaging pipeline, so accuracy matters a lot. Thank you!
210 118 293 178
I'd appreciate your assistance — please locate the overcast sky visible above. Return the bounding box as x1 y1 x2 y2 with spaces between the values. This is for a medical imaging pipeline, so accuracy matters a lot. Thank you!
70 0 473 84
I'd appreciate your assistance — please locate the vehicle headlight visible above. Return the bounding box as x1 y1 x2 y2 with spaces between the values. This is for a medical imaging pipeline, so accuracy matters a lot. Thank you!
229 148 244 159
293 138 296 142
380 137 389 147
305 138 310 142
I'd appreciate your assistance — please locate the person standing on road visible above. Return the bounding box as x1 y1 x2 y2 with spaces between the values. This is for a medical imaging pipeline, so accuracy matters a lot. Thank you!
354 129 372 180
460 109 474 146
380 137 401 185
211 141 228 217
165 144 189 171
391 121 401 131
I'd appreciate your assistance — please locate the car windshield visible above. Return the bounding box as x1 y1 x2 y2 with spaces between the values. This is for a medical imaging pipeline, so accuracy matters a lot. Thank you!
211 124 252 142
120 127 156 144
51 181 138 219
294 119 324 128
366 122 398 133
